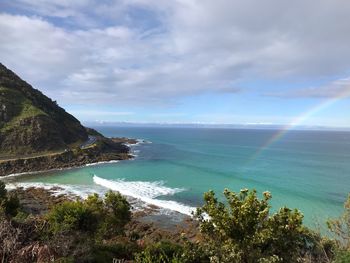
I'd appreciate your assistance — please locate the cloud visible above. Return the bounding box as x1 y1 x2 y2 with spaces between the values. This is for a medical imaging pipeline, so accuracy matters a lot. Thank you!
1 0 350 106
266 78 350 98
69 110 134 116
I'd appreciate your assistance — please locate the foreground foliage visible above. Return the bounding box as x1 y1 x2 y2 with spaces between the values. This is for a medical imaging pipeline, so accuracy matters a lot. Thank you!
196 189 306 262
0 180 19 217
47 191 131 237
0 179 349 262
328 194 350 263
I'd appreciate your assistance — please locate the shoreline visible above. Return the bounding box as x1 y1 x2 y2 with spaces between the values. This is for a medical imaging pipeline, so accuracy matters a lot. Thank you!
0 136 138 177
1 159 122 179
7 186 200 249
4 174 195 219
0 137 146 179
7 182 194 230
2 137 196 220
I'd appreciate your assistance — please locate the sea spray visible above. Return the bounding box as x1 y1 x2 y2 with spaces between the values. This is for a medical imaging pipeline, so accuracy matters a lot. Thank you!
5 182 106 199
93 175 196 216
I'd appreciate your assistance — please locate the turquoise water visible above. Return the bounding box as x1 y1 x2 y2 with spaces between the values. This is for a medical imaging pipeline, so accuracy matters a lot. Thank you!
10 126 350 228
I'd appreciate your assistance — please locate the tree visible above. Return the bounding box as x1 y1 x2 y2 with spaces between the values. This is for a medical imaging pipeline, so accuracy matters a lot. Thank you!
195 188 307 263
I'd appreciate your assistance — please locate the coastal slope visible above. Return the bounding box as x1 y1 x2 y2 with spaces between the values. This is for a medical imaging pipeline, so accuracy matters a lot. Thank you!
0 63 88 157
0 63 134 176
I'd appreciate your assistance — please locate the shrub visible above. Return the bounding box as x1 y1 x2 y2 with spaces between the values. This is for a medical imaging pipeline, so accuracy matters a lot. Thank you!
0 180 19 217
328 194 350 249
134 241 183 263
47 190 131 237
299 229 335 262
89 242 139 263
102 191 131 236
47 200 98 233
334 250 350 263
4 193 20 217
195 188 309 263
328 194 350 262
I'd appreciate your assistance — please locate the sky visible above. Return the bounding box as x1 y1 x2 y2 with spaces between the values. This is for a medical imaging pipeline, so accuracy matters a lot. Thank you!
1 0 350 127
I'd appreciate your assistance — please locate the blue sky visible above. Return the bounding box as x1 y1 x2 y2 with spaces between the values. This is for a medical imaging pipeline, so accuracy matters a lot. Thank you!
1 0 350 127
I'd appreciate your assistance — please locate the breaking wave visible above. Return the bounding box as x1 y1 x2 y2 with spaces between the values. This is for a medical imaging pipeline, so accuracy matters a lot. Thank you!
5 182 106 199
93 175 195 216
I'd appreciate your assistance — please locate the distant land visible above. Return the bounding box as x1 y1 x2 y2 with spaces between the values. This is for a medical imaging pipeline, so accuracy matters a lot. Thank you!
84 120 350 131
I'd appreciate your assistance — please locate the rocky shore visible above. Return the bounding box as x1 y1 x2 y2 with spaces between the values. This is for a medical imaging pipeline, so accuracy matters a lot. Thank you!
0 137 137 177
9 186 199 242
0 183 200 263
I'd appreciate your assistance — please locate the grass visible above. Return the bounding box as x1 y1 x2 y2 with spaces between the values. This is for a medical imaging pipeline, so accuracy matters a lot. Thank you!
0 87 47 132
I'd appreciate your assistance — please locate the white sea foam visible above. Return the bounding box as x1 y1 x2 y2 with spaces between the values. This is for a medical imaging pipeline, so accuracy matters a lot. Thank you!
85 160 119 167
93 175 195 216
125 138 152 147
125 139 149 158
5 182 106 199
4 176 196 216
136 139 151 145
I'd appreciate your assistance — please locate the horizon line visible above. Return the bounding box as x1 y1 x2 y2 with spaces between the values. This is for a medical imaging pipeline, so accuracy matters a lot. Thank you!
82 120 350 130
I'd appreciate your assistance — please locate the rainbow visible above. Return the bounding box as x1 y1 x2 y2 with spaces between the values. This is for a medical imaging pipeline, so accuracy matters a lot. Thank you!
248 86 350 162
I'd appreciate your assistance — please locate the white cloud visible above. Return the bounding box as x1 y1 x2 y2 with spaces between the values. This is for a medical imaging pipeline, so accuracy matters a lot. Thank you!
1 0 350 106
267 78 350 98
69 110 134 116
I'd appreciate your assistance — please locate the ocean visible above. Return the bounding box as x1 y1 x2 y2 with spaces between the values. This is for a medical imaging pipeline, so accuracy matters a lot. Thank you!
6 126 350 228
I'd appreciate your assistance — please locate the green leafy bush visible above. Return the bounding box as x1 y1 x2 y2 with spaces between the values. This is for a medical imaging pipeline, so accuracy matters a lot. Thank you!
47 190 131 236
135 241 184 263
47 200 98 233
100 191 131 236
195 188 309 263
334 250 350 263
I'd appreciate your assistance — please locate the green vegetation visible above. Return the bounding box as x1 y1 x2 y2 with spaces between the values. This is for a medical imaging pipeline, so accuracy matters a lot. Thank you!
47 199 99 233
194 189 334 262
0 87 46 132
328 194 350 262
1 179 350 262
0 64 130 176
47 191 131 237
135 241 184 263
0 180 19 217
0 63 88 157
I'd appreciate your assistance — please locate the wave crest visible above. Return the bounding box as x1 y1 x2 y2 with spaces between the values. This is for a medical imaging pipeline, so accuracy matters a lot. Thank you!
93 175 195 216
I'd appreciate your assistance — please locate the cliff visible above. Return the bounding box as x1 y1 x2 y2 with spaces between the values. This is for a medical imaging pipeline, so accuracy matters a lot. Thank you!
0 63 88 157
0 63 135 176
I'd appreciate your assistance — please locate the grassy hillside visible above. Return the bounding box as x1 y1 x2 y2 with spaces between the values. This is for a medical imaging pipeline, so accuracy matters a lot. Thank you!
0 87 47 131
0 63 88 158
